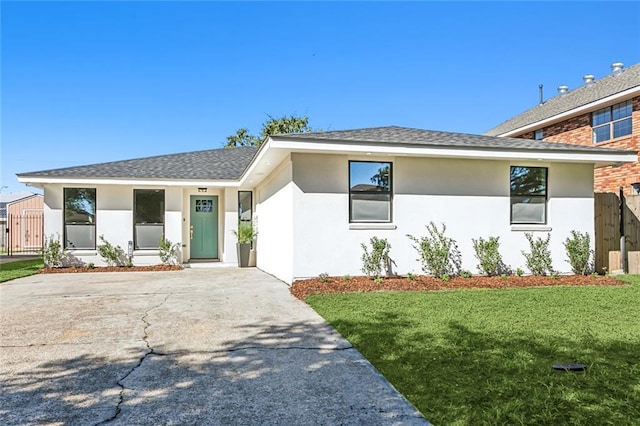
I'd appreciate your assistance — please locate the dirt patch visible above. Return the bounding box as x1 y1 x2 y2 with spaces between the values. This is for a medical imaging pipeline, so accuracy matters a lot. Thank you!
290 274 626 301
39 265 183 274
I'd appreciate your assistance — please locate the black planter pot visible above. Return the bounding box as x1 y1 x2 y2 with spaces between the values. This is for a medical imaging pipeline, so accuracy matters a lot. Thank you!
237 243 251 267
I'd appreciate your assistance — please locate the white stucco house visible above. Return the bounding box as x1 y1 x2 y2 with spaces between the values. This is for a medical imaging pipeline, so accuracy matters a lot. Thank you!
17 126 636 283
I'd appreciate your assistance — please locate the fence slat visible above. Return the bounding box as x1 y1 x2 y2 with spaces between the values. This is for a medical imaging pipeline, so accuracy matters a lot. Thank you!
6 213 44 256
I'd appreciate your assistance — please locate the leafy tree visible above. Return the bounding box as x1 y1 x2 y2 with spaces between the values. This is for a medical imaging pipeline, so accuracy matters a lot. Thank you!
225 115 312 148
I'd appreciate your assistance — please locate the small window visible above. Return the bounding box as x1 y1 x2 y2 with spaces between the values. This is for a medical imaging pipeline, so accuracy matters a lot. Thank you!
349 161 392 222
592 100 632 143
134 189 164 249
64 188 96 249
510 166 547 224
238 191 252 224
534 129 544 140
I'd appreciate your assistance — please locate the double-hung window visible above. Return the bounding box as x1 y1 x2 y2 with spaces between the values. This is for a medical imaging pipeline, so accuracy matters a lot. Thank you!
134 189 165 249
349 161 392 222
64 188 96 249
592 100 633 143
510 166 547 224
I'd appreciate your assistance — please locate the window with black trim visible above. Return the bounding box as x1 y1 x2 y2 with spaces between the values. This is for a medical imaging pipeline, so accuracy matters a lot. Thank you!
510 166 547 224
349 161 392 222
238 191 252 224
134 189 164 249
64 188 96 249
592 100 632 143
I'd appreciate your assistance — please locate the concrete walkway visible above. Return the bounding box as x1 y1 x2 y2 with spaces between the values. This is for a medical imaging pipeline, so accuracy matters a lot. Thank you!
0 268 428 425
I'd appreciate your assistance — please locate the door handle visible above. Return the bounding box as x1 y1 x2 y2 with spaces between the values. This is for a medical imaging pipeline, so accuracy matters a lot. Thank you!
190 226 194 240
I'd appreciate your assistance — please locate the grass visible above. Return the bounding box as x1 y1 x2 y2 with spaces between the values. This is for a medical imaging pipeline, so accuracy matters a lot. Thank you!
0 258 44 283
308 276 640 425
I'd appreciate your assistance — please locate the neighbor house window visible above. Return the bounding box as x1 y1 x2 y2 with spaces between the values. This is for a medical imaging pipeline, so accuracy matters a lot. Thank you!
64 188 96 249
534 129 544 140
134 189 164 249
238 191 252 224
510 166 547 224
349 161 392 222
592 100 632 143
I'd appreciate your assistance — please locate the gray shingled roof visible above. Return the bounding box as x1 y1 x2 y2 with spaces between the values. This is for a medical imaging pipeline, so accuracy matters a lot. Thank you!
18 147 258 180
485 62 640 136
275 126 633 154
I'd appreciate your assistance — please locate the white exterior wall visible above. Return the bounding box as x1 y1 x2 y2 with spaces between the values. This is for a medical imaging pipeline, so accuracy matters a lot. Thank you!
255 156 295 283
287 153 594 282
42 184 188 266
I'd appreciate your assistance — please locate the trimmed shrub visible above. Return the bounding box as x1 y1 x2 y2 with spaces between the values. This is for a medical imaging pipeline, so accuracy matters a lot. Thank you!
472 236 507 276
42 234 66 267
564 230 593 275
522 233 553 276
361 236 393 278
407 222 462 277
159 236 181 265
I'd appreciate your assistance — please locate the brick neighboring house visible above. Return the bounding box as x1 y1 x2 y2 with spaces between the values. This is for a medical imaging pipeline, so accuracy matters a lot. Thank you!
486 62 640 196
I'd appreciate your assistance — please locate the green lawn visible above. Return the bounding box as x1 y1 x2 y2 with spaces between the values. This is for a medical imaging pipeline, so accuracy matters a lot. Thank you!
0 258 44 283
308 276 640 425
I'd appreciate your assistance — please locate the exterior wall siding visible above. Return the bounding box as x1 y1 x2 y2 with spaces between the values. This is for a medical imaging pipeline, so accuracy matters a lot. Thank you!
255 156 295 283
286 153 594 283
520 95 640 195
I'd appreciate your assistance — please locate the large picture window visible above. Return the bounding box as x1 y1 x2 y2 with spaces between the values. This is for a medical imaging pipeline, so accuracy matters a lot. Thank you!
592 100 633 143
64 188 96 249
238 191 252 224
349 161 392 223
134 189 165 249
510 166 547 224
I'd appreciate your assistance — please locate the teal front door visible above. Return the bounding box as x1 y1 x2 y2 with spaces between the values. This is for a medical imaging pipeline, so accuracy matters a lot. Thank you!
190 195 218 259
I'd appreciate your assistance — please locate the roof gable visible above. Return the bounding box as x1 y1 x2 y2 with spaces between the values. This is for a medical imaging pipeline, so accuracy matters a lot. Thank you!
485 62 640 136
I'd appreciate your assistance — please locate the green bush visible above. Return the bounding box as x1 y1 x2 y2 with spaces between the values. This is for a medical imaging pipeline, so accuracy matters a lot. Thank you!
564 230 593 275
407 222 461 277
361 237 393 278
233 222 257 244
97 235 125 267
522 233 553 276
472 236 507 276
41 234 66 267
159 236 181 265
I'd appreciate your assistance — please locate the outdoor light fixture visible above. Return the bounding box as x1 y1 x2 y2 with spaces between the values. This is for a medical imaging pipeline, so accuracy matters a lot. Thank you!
632 183 640 195
198 188 207 193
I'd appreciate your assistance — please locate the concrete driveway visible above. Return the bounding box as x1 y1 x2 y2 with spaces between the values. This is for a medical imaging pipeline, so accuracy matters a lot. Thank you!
0 268 428 425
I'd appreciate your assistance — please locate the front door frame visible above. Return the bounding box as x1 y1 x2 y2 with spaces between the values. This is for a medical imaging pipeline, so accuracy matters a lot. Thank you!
189 195 219 259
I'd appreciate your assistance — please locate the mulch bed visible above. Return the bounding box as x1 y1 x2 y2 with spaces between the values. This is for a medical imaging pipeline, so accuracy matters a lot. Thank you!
39 265 183 274
290 274 626 301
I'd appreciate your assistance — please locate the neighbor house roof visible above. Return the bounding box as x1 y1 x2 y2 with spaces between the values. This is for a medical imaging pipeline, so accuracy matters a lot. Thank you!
485 62 640 136
0 192 41 219
274 126 632 154
17 147 258 180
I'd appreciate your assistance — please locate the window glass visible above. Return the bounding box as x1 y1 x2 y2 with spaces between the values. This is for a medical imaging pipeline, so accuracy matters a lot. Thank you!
510 167 547 224
349 161 392 222
134 189 164 249
592 101 633 143
64 188 96 249
238 191 252 223
534 129 543 140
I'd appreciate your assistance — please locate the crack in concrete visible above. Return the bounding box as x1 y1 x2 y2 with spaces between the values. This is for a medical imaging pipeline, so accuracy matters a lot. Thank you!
94 293 171 425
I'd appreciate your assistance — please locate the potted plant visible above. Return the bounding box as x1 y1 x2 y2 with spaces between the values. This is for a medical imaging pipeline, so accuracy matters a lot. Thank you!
233 222 257 267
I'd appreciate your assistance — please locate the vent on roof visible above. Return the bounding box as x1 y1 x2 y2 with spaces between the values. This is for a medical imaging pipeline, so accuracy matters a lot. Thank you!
557 85 569 95
583 74 595 86
611 62 624 76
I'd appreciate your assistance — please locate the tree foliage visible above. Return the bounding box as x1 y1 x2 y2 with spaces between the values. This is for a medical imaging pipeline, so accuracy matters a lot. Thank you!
225 115 312 148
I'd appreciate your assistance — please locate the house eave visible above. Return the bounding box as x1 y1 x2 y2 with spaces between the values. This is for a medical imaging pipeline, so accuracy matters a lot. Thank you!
16 176 242 188
496 86 640 137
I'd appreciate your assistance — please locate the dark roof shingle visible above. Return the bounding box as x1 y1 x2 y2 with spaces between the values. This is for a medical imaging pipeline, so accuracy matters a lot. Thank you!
485 62 640 136
275 126 633 154
18 147 258 180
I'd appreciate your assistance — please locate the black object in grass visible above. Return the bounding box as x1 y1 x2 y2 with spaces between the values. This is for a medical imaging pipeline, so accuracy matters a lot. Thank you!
552 363 587 372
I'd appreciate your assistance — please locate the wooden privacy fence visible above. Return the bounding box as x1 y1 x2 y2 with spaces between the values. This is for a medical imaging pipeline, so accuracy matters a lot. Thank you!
4 213 44 255
594 193 640 273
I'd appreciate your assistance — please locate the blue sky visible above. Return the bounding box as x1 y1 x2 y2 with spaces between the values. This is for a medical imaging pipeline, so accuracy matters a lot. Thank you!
2 1 639 194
